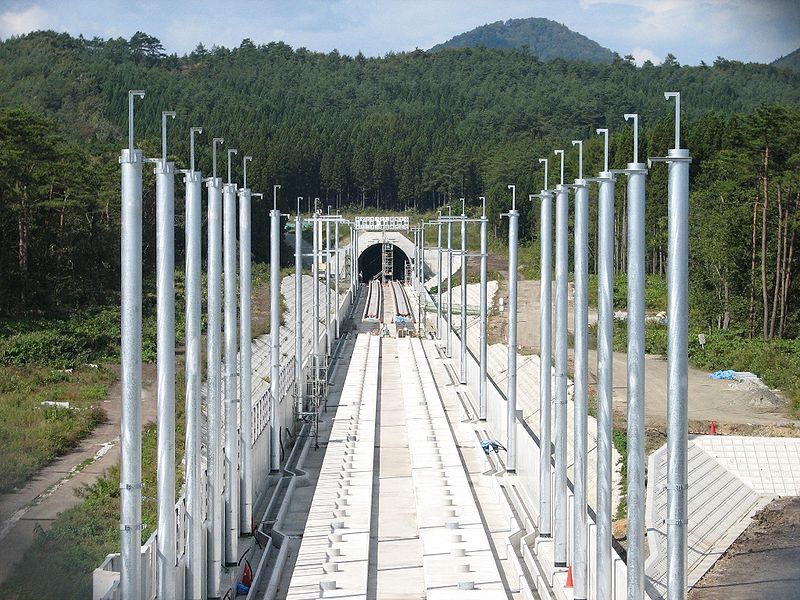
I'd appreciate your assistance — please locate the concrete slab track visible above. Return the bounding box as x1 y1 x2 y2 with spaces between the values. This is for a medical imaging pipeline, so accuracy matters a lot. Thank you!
283 283 515 599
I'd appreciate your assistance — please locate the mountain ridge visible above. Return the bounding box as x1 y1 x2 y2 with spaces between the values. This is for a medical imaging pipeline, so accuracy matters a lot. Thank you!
429 17 616 63
772 47 800 72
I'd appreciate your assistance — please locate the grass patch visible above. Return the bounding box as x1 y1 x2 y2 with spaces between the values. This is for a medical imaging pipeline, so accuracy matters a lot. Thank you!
589 392 630 520
0 273 189 368
0 365 114 493
0 309 124 368
0 467 122 599
0 364 186 599
0 424 153 599
518 243 541 280
587 273 667 312
0 268 192 597
612 429 628 519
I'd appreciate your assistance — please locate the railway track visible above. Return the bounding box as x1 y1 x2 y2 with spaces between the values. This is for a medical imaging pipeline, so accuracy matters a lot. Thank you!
391 280 413 320
363 279 383 321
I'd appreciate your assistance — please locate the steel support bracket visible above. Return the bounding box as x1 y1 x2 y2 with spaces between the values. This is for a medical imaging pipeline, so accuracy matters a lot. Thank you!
664 483 689 490
648 155 693 167
609 167 649 176
120 482 145 490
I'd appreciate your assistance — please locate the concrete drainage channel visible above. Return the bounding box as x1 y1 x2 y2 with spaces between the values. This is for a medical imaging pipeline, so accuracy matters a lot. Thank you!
247 421 313 599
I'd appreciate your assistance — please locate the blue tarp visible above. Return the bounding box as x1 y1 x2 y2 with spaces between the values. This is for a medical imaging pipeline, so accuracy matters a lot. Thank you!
709 370 759 380
480 439 506 455
710 369 735 379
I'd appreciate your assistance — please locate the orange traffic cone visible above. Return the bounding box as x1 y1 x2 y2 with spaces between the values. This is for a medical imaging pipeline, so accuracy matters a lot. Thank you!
710 420 717 435
565 565 573 588
243 560 253 587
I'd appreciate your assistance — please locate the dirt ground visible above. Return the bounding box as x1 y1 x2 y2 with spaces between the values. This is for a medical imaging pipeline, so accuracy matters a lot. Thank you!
0 363 158 585
688 496 800 600
486 277 796 429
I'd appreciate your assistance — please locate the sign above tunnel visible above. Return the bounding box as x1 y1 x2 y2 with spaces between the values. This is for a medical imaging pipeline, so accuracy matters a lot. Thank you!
355 216 409 231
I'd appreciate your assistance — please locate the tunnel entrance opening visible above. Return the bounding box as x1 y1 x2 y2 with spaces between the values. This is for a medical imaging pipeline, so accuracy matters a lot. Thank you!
358 243 410 283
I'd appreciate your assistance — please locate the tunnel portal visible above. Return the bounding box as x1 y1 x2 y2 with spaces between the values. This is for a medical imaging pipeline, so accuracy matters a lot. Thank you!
358 243 410 283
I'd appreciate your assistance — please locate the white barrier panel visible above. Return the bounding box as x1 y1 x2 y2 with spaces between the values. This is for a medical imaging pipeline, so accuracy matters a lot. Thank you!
94 285 353 600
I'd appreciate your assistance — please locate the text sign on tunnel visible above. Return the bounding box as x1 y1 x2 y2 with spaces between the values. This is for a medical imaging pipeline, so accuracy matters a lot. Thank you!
355 216 409 231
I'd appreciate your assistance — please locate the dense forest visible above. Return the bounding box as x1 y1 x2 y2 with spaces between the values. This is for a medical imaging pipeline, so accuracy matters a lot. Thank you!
0 30 799 342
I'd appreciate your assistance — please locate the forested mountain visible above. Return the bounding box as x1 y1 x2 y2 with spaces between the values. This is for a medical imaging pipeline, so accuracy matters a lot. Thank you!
0 30 799 342
429 17 616 63
773 47 800 72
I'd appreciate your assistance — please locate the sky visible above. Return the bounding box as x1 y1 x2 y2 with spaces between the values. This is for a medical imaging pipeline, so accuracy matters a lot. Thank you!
0 0 798 66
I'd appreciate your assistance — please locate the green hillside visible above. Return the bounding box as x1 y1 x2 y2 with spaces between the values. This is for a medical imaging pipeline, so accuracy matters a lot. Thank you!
0 30 799 344
772 47 800 72
429 17 616 63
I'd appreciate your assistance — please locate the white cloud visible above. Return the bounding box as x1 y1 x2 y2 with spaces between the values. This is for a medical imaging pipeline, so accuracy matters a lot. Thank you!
0 4 47 38
630 47 660 66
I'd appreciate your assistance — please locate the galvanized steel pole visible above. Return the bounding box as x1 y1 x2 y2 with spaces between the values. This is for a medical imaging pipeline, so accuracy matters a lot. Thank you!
479 197 488 421
593 128 616 600
325 214 331 355
184 126 204 600
413 228 420 328
312 210 320 364
353 223 358 293
506 185 519 473
571 139 589 600
156 110 177 600
206 138 225 596
295 199 304 418
334 219 340 338
553 149 569 568
623 113 648 600
447 206 453 357
270 187 282 472
537 158 553 539
238 180 253 534
415 228 421 290
460 202 468 384
120 89 144 600
420 227 426 332
349 223 354 293
222 149 239 566
652 92 691 600
437 217 443 339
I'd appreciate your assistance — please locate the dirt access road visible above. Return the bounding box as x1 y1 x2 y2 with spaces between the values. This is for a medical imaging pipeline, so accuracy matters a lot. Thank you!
508 279 794 427
0 364 157 585
688 496 800 600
